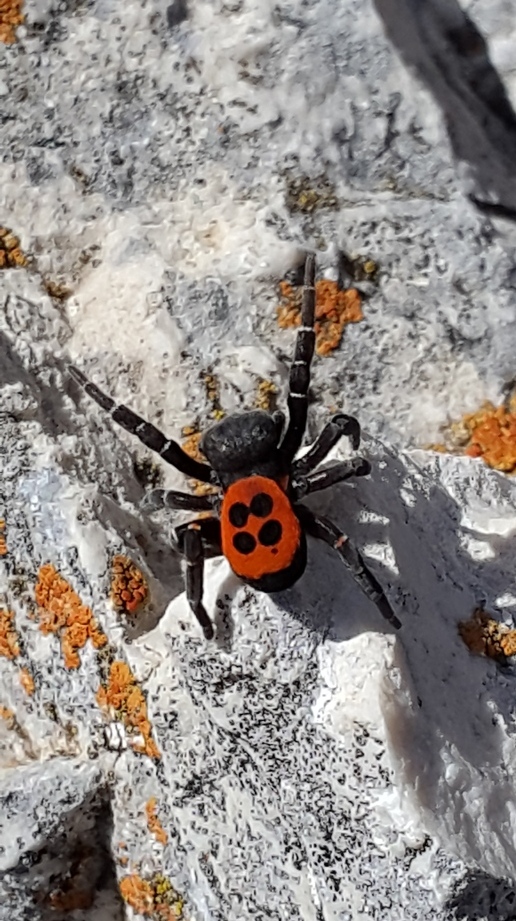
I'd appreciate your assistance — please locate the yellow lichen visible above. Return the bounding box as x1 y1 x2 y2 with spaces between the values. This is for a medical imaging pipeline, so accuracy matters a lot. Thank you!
110 555 148 616
0 226 27 265
0 608 20 659
278 278 363 356
182 428 218 498
204 372 224 420
145 797 168 845
19 667 35 696
96 660 160 760
254 379 278 413
35 564 107 669
119 873 183 920
459 608 516 662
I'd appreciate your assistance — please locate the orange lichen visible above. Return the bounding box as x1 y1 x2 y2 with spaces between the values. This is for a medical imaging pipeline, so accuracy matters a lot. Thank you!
96 660 160 759
110 555 148 615
433 396 516 473
0 226 27 265
463 399 516 473
0 0 23 43
19 667 35 695
0 519 7 556
119 873 183 920
0 706 15 722
35 564 107 669
278 278 363 356
0 608 20 659
145 797 168 845
459 608 516 662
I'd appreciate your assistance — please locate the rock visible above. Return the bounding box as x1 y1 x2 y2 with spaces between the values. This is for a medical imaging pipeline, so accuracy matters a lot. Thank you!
2 0 516 917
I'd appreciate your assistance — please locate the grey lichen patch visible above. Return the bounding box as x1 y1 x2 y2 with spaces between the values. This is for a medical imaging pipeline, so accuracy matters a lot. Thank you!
132 456 164 491
283 172 339 214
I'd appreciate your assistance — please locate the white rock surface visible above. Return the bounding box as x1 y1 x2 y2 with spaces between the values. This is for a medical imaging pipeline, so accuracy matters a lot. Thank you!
2 0 516 919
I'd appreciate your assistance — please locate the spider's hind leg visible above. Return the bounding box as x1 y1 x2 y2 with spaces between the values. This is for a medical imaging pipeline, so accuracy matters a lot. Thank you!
297 505 401 629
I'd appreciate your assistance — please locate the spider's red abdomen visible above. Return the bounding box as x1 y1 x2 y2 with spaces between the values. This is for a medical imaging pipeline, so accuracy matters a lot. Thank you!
221 476 301 582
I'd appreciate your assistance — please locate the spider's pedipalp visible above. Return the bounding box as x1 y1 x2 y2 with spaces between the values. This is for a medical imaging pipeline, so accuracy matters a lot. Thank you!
143 489 215 513
175 517 223 638
291 457 370 501
292 413 361 477
280 253 316 463
69 365 213 482
180 525 213 639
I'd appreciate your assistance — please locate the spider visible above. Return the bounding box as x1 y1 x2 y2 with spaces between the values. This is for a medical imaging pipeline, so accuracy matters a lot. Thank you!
70 254 400 639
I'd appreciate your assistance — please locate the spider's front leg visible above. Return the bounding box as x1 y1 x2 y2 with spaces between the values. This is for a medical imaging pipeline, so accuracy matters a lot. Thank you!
297 505 401 629
175 517 223 640
69 365 213 483
280 253 316 464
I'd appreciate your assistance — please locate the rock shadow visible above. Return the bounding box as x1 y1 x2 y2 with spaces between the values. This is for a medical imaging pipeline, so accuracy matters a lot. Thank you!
446 869 516 920
373 0 516 216
274 436 516 874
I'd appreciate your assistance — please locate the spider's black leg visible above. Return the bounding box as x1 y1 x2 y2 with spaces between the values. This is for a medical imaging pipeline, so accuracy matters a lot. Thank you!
297 505 401 629
292 413 362 477
279 253 316 464
291 457 371 501
143 489 216 513
176 521 220 640
70 365 213 483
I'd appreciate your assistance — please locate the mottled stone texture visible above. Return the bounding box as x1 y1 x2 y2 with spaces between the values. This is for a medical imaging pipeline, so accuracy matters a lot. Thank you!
2 0 516 919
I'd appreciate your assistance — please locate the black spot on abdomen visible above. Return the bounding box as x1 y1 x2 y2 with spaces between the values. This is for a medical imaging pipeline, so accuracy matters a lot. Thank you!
250 493 274 517
229 502 250 528
233 532 256 555
258 520 282 546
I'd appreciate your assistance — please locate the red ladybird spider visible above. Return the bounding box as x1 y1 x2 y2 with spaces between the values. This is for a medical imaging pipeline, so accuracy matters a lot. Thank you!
70 254 401 639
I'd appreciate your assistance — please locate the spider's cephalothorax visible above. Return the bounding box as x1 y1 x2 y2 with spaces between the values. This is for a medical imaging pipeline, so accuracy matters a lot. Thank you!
70 254 401 639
